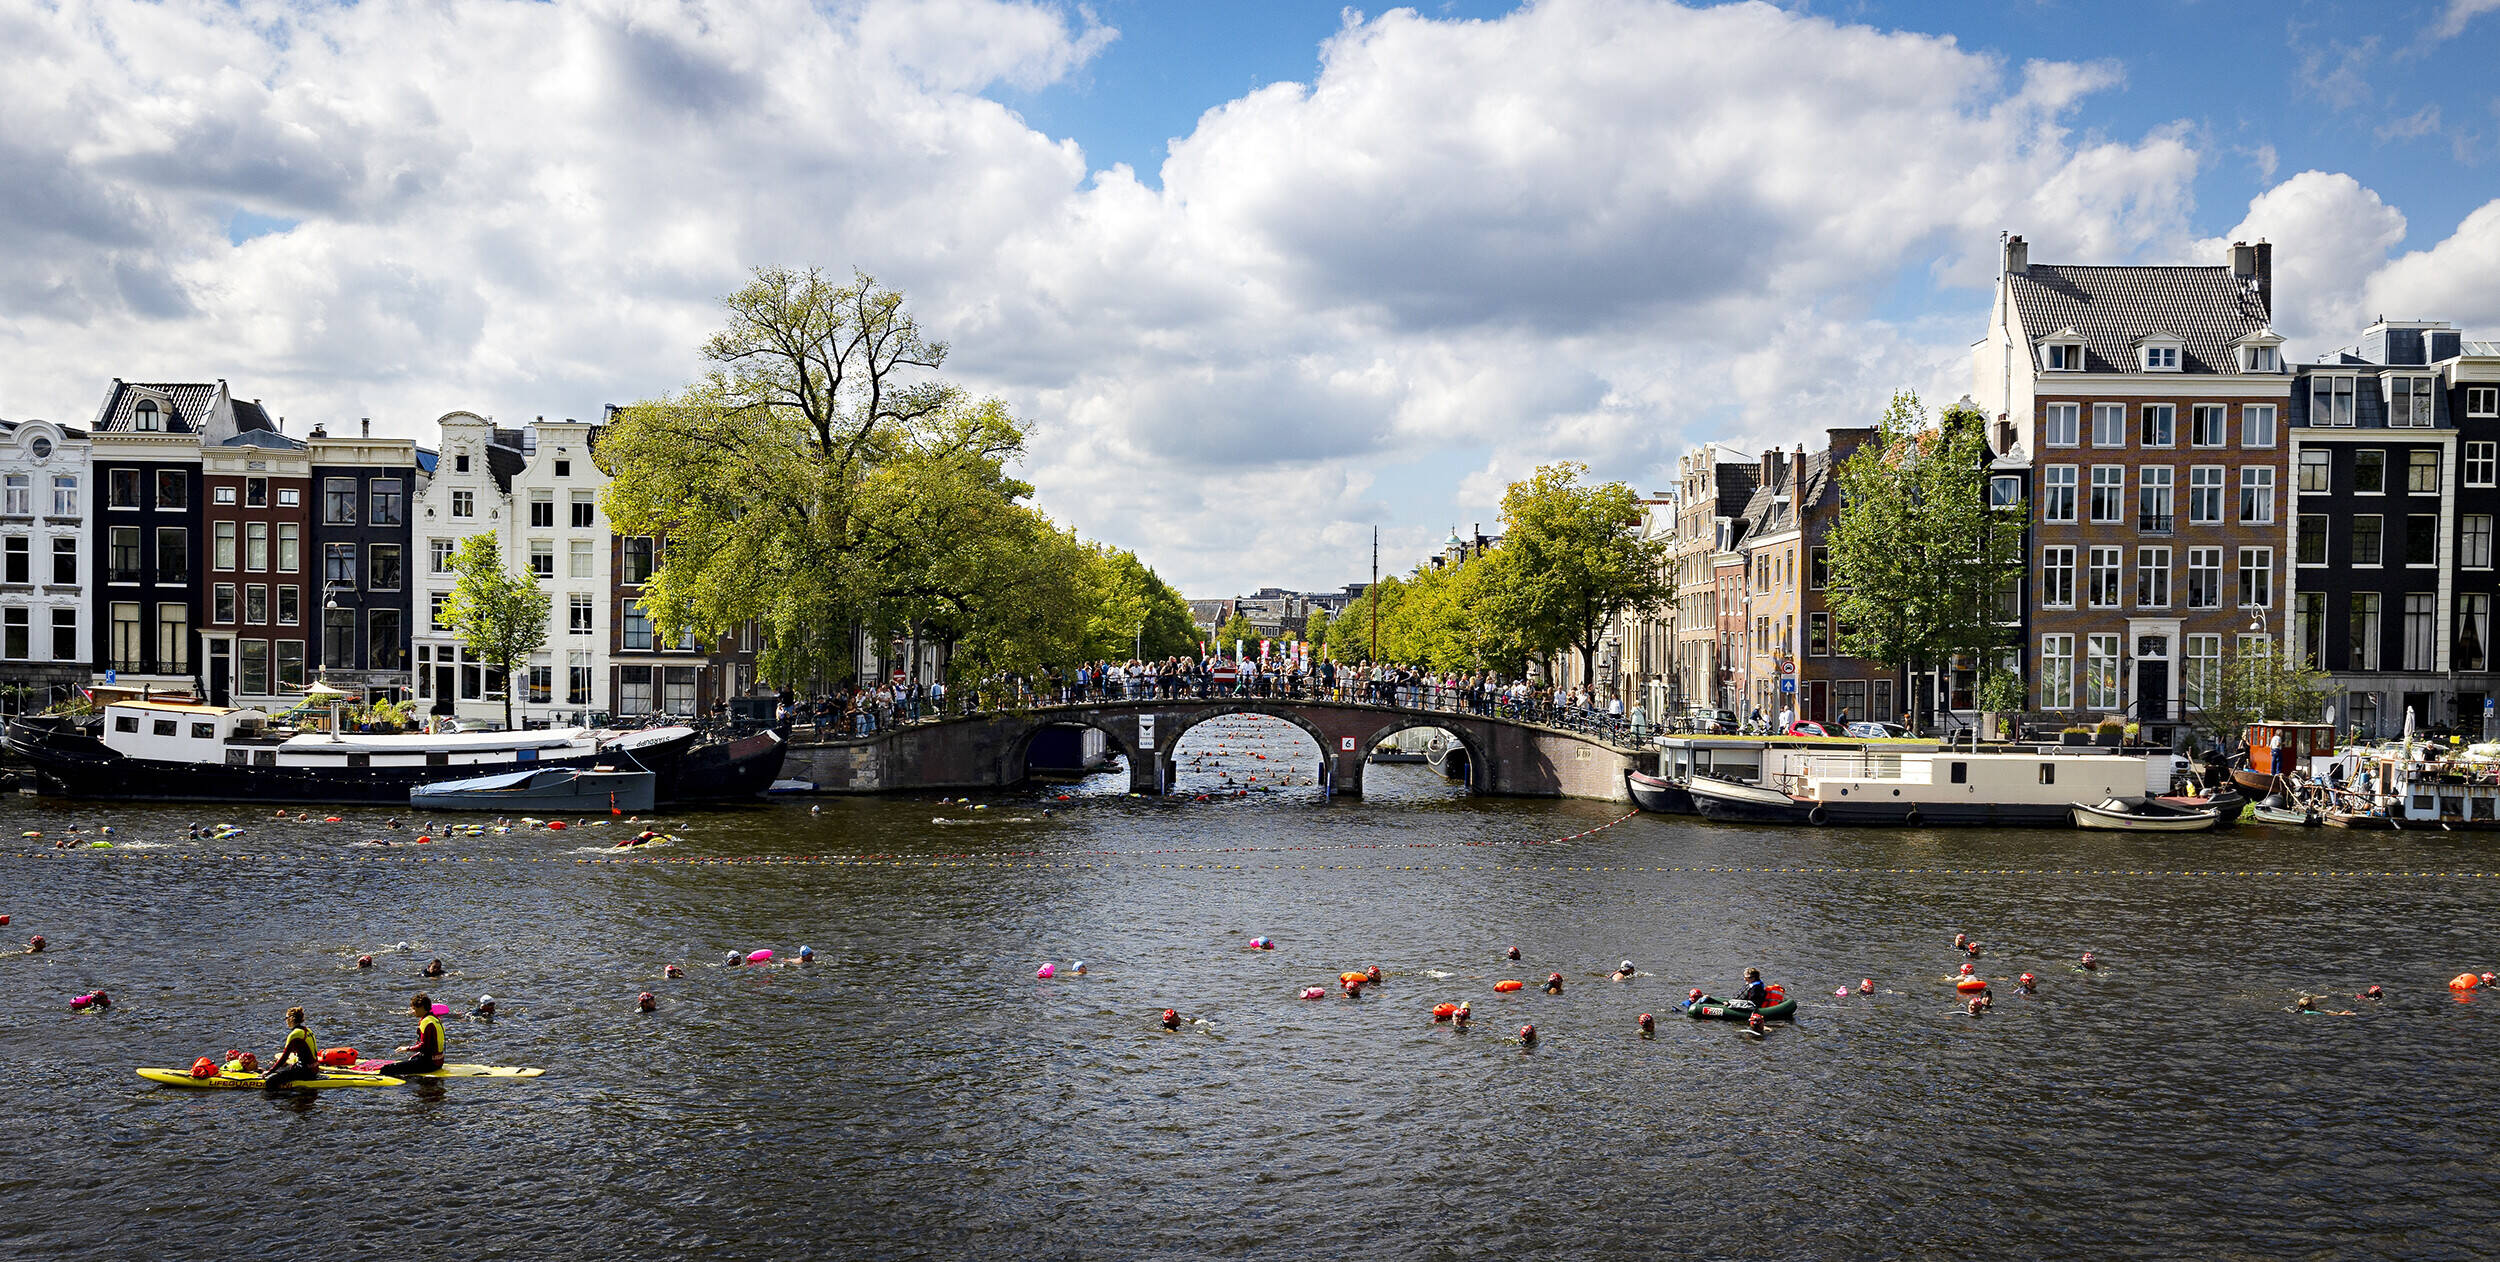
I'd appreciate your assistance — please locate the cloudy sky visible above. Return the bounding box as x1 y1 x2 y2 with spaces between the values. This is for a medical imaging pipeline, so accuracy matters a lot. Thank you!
4 0 2498 594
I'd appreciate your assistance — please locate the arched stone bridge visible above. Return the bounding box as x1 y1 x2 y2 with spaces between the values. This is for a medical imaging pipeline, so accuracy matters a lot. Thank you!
783 698 1645 801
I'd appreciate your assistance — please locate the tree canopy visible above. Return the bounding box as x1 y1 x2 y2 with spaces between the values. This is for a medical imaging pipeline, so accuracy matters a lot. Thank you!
1483 464 1674 689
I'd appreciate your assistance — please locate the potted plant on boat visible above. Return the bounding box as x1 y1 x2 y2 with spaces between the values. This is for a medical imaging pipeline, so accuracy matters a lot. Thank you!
1977 673 2026 742
2095 716 2125 748
2060 724 2093 747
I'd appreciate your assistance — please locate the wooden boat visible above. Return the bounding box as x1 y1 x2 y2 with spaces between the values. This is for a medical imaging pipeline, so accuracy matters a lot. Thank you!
2249 802 2320 827
1624 770 1694 814
2231 721 2337 797
2070 796 2220 832
1685 772 1810 824
2159 787 2245 828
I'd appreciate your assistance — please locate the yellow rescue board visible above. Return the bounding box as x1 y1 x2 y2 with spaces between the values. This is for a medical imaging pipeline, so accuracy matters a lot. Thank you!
350 1060 544 1078
137 1068 404 1089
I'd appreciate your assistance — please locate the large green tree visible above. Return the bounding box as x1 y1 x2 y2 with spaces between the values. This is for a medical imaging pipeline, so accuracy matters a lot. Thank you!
1824 393 2027 729
2189 641 2331 742
1480 463 1674 691
1082 547 1197 661
440 534 551 731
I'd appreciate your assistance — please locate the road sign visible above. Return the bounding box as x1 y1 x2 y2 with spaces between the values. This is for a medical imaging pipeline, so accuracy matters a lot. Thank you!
1138 715 1156 750
1340 737 1357 752
1781 676 1796 695
891 669 905 684
105 669 115 685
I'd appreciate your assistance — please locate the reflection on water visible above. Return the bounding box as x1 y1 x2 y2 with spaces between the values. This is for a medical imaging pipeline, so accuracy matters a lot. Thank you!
1 745 2497 1260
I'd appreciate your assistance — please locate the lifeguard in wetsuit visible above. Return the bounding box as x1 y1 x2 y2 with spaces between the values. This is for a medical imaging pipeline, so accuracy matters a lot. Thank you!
265 1006 320 1087
376 993 445 1077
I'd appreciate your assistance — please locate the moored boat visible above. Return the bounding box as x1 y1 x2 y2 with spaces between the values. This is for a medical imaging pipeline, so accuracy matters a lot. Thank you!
2070 796 2220 832
1681 988 1796 1022
2249 801 2321 827
410 765 656 813
1624 770 1694 814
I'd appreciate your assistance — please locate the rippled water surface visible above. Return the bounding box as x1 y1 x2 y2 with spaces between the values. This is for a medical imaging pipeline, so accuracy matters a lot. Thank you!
4 716 2499 1260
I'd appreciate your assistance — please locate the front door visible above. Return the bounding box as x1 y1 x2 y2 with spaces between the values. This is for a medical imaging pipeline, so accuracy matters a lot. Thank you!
432 665 456 715
208 642 231 707
2136 660 2169 722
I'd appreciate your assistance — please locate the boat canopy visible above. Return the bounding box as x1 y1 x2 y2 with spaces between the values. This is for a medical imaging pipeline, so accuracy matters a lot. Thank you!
414 767 558 794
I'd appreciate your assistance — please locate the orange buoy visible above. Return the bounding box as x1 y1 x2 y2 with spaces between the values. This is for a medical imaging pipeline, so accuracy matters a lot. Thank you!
1955 976 1989 993
1340 972 1366 985
1493 979 1525 993
2452 973 2480 991
547 821 568 831
1432 1003 1458 1020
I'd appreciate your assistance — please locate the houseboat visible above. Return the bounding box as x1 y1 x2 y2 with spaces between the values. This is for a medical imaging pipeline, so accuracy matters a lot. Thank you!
1685 745 2167 828
4 698 784 805
2230 721 2338 797
1635 734 1943 816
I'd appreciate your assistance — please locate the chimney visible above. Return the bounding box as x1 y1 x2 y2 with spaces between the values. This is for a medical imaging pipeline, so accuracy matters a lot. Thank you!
360 417 370 437
2253 239 2273 304
1793 443 1806 486
2230 241 2256 279
1760 450 1776 488
2004 234 2028 275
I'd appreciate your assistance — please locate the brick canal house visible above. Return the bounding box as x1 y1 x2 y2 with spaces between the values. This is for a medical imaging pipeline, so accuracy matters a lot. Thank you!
1973 236 2291 736
1671 444 1754 717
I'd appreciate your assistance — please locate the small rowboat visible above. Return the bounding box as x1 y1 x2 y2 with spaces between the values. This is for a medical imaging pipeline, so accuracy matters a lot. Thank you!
2249 801 2320 827
1681 988 1797 1022
2070 796 2220 832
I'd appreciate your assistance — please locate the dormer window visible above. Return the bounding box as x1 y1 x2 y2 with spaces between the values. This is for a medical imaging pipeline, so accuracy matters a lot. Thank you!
2142 346 2179 371
2243 345 2280 373
2386 375 2438 428
2043 343 2084 371
134 400 161 431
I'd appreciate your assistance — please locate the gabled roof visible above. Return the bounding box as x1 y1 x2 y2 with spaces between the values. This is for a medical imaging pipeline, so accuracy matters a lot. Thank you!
1712 465 1759 518
92 381 220 434
2007 264 2270 374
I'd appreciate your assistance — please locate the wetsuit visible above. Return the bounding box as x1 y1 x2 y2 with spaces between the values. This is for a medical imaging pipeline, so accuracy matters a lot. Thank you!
1741 980 1768 1006
265 1025 320 1088
376 1012 444 1077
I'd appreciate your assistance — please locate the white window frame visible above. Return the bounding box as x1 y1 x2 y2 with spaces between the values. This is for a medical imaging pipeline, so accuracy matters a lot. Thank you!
2297 514 2329 568
2135 546 2170 609
2238 546 2273 609
2310 375 2358 427
2088 545 2122 609
2243 404 2277 448
2041 546 2076 609
2188 466 2225 524
2464 514 2493 570
2091 403 2126 448
2084 633 2123 708
2042 466 2077 523
2190 404 2228 448
2468 386 2498 418
2385 374 2438 428
2466 442 2496 488
2090 465 2125 523
2040 634 2075 710
2044 403 2080 448
2239 467 2276 524
2187 547 2222 610
2297 449 2331 493
2138 466 2173 530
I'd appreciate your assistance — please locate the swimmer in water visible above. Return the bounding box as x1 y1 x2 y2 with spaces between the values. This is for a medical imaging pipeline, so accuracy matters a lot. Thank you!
1962 997 1986 1018
422 958 445 978
356 954 373 969
2079 951 2099 971
1160 1008 1181 1030
2294 993 2356 1016
1516 1023 1536 1047
1964 941 1981 958
25 935 44 953
2016 973 2037 995
1543 971 1564 994
638 992 656 1012
1364 965 1382 984
1745 1012 1767 1039
1637 1012 1655 1036
1452 1002 1471 1030
726 952 743 968
1611 960 1637 982
663 964 684 978
799 947 815 966
87 989 111 1010
384 818 402 830
2359 985 2383 1002
1952 933 1968 951
1506 946 1521 961
473 995 496 1021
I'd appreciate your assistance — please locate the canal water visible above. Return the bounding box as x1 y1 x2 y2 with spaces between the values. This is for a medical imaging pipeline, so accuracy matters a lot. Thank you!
2 715 2496 1260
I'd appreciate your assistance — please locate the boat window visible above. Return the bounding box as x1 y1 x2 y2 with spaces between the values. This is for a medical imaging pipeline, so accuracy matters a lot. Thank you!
2038 764 2055 785
254 750 276 766
226 749 248 766
114 716 137 733
1949 762 1968 784
428 753 449 766
518 749 538 763
348 753 370 769
153 720 176 736
191 723 214 740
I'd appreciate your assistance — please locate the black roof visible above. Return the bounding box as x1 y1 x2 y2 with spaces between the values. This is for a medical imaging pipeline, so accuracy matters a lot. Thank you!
2008 264 2271 374
89 380 278 439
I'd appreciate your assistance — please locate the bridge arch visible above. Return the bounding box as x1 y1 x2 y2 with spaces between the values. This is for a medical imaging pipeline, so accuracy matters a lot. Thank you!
1005 716 1140 785
1360 716 1486 792
1158 702 1336 795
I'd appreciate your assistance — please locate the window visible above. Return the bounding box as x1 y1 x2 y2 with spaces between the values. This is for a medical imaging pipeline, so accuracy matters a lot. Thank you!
454 452 471 474
2387 375 2437 427
322 477 356 525
2464 386 2497 417
51 475 76 516
2 608 23 660
2244 404 2277 448
278 488 298 507
370 544 403 592
1988 475 2023 510
246 477 267 508
2407 449 2439 493
275 640 304 690
277 523 299 573
554 458 572 478
2040 634 2074 709
276 585 299 626
2088 546 2122 608
2355 449 2386 494
241 522 267 572
2141 345 2179 371
429 538 455 574
371 479 404 526
1808 612 1829 655
429 593 449 632
663 667 697 714
2298 449 2331 493
2404 594 2436 671
211 582 235 624
51 537 75 584
110 603 141 670
325 542 356 587
2142 404 2175 448
155 527 186 584
49 608 74 660
156 603 188 672
569 593 594 634
2467 442 2498 488
2041 546 2076 607
2130 544 2170 607
2297 515 2329 566
2407 514 2438 566
2043 342 2082 371
324 608 356 669
133 400 160 431
2459 594 2491 673
2090 466 2125 522
2137 466 2173 532
2244 344 2281 373
2184 404 2223 448
623 599 653 651
619 665 653 716
570 538 595 579
2085 634 2121 709
2238 467 2276 524
571 493 595 528
109 469 140 508
369 608 404 671
2348 593 2382 671
1 536 22 584
109 527 142 583
528 540 554 577
239 639 268 694
451 490 474 519
2043 466 2077 523
2 474 25 515
528 664 552 704
155 471 187 509
2184 634 2221 711
2092 403 2125 447
2462 514 2496 570
569 651 592 704
2310 375 2357 426
2188 547 2222 609
2238 547 2272 608
529 491 554 528
2189 466 2224 523
212 485 236 506
2044 403 2079 447
213 521 236 570
246 584 267 624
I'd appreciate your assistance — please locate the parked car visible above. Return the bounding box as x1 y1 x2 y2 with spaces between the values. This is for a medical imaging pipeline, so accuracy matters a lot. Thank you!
1844 720 1911 740
1782 720 1838 738
1679 707 1739 734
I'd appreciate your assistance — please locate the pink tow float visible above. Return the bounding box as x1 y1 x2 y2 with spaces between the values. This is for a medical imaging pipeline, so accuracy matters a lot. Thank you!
748 949 773 964
1036 963 1055 979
